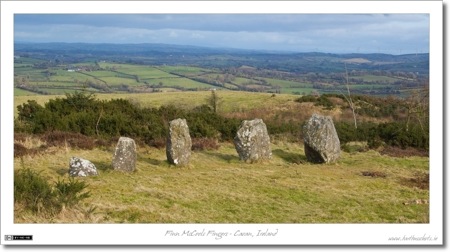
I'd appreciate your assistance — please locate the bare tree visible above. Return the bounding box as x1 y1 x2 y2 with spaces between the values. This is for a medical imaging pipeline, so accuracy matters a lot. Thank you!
207 89 222 113
404 82 429 132
340 63 358 129
96 106 104 136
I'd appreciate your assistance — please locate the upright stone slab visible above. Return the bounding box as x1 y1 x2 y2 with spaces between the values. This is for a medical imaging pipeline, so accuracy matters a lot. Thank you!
303 114 340 163
112 137 137 172
69 157 98 177
234 118 272 162
166 118 192 166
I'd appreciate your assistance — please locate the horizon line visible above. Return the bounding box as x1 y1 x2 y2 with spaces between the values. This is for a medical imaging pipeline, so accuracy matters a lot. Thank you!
14 41 429 56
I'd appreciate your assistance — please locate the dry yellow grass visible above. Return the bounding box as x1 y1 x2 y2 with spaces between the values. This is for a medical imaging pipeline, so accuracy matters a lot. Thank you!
14 140 429 224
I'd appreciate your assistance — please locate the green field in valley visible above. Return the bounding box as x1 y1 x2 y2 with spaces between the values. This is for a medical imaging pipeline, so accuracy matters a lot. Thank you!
15 59 419 96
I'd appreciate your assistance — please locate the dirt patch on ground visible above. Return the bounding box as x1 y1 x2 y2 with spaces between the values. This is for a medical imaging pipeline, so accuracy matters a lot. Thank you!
361 171 387 178
399 172 429 190
380 146 428 158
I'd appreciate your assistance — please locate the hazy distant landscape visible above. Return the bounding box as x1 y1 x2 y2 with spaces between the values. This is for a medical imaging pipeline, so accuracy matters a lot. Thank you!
14 42 428 97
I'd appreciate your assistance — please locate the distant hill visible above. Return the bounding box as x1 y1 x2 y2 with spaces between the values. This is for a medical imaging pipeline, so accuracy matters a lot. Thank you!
14 42 429 75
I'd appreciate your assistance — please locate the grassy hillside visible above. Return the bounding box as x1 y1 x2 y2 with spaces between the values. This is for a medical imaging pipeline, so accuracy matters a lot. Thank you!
14 139 429 223
14 91 300 118
13 90 429 223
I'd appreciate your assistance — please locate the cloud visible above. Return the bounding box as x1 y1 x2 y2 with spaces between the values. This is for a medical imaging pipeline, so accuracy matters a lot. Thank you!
14 14 429 54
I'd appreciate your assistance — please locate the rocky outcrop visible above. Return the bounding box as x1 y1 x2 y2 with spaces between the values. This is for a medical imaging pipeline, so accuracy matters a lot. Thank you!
69 157 98 177
303 114 340 163
166 118 192 166
234 118 272 162
112 137 137 172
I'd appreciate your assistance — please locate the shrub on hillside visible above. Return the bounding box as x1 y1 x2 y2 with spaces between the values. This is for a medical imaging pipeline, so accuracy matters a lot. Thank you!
335 121 429 151
186 105 220 138
14 168 55 214
14 167 91 215
17 100 44 121
295 95 317 103
377 122 428 149
16 93 243 144
15 91 428 151
295 94 336 110
54 178 91 209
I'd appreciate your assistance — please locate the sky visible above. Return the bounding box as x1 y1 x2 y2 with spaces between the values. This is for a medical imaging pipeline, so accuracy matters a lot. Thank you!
14 14 429 54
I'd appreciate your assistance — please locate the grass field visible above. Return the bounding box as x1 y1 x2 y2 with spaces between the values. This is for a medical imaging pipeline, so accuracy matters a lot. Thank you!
158 66 212 76
15 61 420 97
15 63 220 91
148 77 215 89
14 91 300 118
14 68 48 81
39 87 97 95
14 140 429 223
15 62 320 95
262 78 312 89
14 88 40 96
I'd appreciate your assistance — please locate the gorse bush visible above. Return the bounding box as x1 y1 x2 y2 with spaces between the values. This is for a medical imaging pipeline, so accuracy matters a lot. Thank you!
334 121 429 150
16 91 242 143
14 167 55 214
14 167 91 215
296 94 407 117
54 178 91 209
295 94 335 110
16 91 428 151
376 122 429 149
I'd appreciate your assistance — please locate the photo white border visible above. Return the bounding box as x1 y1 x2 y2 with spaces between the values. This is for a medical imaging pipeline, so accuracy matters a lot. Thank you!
1 0 443 246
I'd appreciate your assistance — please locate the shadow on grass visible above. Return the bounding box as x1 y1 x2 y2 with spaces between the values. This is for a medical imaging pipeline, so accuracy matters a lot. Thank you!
204 152 239 163
272 149 307 164
94 161 113 172
138 154 167 166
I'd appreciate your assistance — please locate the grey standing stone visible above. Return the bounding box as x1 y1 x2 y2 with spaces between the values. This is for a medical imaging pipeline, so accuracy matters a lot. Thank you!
166 118 192 166
69 157 98 177
234 118 272 162
303 114 340 163
112 137 137 172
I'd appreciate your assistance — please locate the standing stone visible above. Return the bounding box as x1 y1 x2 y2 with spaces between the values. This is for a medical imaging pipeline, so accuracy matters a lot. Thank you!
234 118 272 162
303 114 340 163
166 118 192 166
112 137 137 172
69 157 98 177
